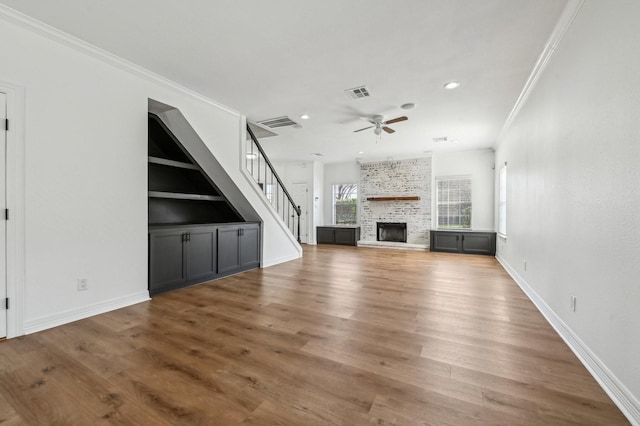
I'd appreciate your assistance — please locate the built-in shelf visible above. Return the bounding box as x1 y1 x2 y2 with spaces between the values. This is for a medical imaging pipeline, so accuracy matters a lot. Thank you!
148 191 224 201
148 112 243 225
148 156 199 170
366 196 420 201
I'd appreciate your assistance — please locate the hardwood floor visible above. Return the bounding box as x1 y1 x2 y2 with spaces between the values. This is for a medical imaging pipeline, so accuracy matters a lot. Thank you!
0 245 629 425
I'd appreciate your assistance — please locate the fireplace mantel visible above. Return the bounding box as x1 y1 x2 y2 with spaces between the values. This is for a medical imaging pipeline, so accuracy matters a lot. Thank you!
366 196 420 201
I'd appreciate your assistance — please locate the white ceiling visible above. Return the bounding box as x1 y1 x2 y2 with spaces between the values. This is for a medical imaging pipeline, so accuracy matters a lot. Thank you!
1 0 567 163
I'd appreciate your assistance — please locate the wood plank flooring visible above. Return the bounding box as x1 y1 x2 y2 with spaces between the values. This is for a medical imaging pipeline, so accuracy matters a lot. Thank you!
0 245 629 425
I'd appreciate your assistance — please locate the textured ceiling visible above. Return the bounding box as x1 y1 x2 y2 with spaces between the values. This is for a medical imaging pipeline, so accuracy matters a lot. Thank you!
1 0 568 163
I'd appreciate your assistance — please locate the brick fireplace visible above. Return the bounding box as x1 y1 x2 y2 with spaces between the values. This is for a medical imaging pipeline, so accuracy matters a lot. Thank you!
358 157 431 248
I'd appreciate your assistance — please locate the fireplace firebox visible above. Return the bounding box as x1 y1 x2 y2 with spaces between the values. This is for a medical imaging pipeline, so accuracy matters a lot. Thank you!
377 222 407 243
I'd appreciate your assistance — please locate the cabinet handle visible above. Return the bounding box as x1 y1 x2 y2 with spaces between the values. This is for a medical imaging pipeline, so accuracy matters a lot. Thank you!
461 235 465 241
456 235 459 241
187 232 191 242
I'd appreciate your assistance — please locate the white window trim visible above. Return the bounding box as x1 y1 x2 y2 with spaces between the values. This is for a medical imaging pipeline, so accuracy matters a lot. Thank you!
435 175 473 230
332 183 358 225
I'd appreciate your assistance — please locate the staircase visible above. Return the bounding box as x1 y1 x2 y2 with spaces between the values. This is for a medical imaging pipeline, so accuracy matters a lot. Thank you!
245 124 302 243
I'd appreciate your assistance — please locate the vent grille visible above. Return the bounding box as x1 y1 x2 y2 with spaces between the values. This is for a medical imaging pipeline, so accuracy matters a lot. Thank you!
433 136 448 143
257 116 298 128
345 86 371 99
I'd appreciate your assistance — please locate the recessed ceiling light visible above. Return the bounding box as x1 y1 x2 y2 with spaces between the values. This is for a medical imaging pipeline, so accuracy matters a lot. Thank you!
451 139 460 143
443 81 460 90
299 114 310 120
358 151 364 154
401 103 416 110
246 153 258 159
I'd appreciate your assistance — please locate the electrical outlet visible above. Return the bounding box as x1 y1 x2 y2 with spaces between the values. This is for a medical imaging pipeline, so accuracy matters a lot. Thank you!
77 278 88 291
571 295 576 312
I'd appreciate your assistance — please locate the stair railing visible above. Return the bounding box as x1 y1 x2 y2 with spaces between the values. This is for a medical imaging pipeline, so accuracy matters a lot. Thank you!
246 124 301 243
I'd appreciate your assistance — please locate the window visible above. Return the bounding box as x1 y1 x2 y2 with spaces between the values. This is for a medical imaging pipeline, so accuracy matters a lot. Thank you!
265 183 275 206
436 176 472 229
332 184 357 224
498 165 507 236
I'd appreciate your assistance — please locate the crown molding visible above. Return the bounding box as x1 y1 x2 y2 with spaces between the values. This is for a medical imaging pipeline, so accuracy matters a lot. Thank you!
0 4 240 117
496 0 585 147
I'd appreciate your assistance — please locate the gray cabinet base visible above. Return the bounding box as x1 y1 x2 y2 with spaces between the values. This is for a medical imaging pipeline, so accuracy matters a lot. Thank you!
149 223 260 296
430 230 496 256
317 226 360 246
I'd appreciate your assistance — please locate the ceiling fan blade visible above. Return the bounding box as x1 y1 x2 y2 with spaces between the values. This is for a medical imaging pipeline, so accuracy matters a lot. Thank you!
384 116 408 125
354 125 374 133
382 127 395 134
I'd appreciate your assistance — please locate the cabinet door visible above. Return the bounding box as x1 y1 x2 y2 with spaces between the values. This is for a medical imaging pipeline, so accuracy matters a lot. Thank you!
149 230 186 294
334 228 355 246
317 228 335 244
186 229 217 281
218 227 240 274
239 225 260 268
461 233 495 255
431 232 461 253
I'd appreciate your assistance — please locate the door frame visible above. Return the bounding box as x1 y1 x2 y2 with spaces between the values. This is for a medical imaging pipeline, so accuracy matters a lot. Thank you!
1 80 26 338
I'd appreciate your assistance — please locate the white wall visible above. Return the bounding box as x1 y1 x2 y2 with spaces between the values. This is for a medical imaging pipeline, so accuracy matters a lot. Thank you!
0 12 299 334
323 161 360 224
495 0 640 419
432 149 495 230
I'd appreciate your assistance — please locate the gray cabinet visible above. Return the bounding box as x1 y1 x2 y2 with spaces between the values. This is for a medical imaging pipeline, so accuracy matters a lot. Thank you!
149 229 188 293
239 225 260 269
430 231 461 253
218 224 260 275
186 228 217 281
217 227 240 274
149 226 217 295
149 222 260 296
317 226 360 246
430 230 496 256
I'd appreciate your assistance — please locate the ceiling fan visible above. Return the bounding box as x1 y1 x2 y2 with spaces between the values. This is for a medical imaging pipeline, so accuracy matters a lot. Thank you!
354 115 408 135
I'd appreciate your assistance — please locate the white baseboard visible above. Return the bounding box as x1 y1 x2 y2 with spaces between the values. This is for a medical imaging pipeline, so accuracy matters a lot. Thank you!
24 291 150 335
262 252 302 268
496 254 640 425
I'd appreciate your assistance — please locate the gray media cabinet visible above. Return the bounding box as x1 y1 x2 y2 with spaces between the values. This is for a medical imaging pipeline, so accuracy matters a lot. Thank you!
429 230 496 256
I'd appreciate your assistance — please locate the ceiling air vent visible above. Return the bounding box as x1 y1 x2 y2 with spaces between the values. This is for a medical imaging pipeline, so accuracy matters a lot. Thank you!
257 116 298 129
433 136 448 143
345 85 371 99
